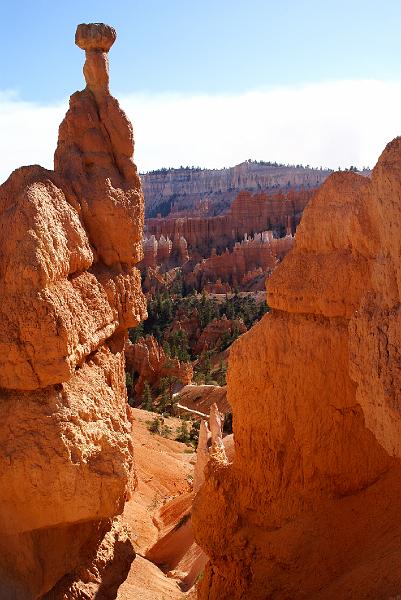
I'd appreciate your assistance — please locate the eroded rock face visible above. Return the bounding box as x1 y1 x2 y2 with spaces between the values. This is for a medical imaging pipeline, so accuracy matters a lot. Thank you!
193 405 228 495
125 335 193 396
140 233 189 269
142 163 330 218
146 189 312 255
0 23 146 599
193 316 247 355
190 231 294 292
192 139 401 599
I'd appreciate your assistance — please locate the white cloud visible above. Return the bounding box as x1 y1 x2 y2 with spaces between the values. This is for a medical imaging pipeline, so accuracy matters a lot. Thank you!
0 92 66 184
1 80 401 183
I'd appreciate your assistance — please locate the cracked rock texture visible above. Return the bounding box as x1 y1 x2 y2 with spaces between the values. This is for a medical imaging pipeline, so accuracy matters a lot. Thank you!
192 138 401 599
0 22 146 599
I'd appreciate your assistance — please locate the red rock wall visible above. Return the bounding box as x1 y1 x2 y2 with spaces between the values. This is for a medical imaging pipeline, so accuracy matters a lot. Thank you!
140 234 189 269
192 139 401 599
193 317 247 355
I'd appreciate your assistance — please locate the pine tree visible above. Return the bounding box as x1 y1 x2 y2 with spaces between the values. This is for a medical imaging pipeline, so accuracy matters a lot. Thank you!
175 420 191 444
141 382 153 412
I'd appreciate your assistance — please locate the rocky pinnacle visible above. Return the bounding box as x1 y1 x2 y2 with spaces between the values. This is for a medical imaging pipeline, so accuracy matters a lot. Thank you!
75 22 116 96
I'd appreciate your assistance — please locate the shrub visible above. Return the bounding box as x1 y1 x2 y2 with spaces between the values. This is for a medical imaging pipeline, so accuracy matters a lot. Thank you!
147 416 163 434
175 420 191 444
147 416 172 438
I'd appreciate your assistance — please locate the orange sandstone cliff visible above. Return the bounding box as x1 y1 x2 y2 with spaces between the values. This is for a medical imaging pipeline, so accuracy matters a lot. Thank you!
0 23 146 598
146 189 313 255
192 138 401 599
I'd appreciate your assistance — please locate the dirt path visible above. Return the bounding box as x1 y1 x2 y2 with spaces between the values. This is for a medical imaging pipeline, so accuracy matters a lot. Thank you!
118 409 202 599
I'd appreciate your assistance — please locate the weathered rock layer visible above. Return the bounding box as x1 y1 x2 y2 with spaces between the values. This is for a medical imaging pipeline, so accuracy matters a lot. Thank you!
0 23 146 599
146 189 313 254
193 138 401 599
142 162 331 218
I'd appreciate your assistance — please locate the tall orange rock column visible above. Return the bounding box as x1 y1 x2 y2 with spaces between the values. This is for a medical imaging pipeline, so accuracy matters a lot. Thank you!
0 23 146 599
192 140 401 599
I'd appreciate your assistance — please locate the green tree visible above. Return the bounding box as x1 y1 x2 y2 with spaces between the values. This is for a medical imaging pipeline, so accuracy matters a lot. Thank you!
141 381 154 412
128 322 144 343
189 420 200 446
147 416 172 438
148 416 162 434
194 352 213 384
175 420 191 444
158 372 178 415
166 329 191 362
215 361 227 386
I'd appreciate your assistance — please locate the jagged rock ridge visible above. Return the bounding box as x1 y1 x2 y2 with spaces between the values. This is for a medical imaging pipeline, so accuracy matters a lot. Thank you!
0 23 146 599
142 161 332 218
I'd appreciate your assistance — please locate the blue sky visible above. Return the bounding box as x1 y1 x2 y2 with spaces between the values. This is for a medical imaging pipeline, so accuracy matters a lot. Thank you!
1 0 401 179
3 0 401 101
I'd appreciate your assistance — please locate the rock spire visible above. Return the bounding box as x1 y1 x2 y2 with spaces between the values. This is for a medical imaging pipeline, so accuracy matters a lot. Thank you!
0 23 146 598
75 23 116 96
